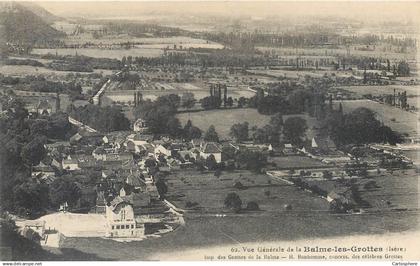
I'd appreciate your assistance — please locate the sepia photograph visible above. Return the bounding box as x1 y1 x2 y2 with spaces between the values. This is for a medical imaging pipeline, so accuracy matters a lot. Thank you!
0 0 419 262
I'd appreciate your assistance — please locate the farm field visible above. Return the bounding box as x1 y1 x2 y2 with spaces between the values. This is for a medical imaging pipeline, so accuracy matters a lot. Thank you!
177 108 271 139
268 156 328 169
337 85 420 97
165 169 330 213
0 64 113 76
407 97 420 109
62 34 223 48
256 46 416 61
359 169 419 211
32 48 164 59
248 68 360 80
334 100 418 136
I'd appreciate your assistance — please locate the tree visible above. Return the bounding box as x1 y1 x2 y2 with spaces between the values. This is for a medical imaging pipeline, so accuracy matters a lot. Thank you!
29 119 49 137
206 154 217 170
235 97 245 108
20 136 47 166
134 99 176 135
269 113 284 131
230 122 249 142
246 201 260 211
327 107 401 145
252 125 278 144
183 120 202 140
181 92 196 109
283 117 307 146
224 192 242 213
155 178 168 199
204 125 219 142
235 149 267 172
49 177 81 209
233 181 246 190
13 181 49 217
166 116 183 138
322 170 333 180
397 61 410 76
201 96 221 110
226 97 234 107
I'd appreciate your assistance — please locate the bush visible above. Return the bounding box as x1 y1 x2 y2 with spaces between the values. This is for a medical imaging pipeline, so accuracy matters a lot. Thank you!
224 192 242 213
233 181 246 190
246 201 260 211
185 201 199 208
284 204 292 210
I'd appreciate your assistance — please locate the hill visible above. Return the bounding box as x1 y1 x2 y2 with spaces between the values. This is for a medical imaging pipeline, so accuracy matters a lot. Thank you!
19 2 62 24
0 2 64 48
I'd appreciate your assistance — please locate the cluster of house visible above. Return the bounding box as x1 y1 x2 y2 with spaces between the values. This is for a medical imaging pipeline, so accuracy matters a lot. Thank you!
31 118 226 238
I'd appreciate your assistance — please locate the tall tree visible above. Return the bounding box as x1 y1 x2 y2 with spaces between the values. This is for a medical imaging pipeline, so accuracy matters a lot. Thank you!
230 122 249 142
283 117 308 146
204 125 219 142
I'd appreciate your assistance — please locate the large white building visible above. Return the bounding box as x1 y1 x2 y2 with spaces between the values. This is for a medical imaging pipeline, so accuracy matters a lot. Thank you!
105 196 145 238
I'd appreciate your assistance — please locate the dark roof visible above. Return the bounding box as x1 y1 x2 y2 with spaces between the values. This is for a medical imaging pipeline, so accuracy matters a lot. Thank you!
201 142 222 153
37 99 52 109
126 174 146 188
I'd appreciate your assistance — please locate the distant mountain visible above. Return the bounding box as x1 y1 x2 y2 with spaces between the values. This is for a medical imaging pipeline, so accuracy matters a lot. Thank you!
0 2 64 46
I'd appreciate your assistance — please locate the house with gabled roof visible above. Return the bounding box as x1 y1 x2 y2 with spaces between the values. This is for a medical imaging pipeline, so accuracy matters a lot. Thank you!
199 142 222 163
105 196 145 238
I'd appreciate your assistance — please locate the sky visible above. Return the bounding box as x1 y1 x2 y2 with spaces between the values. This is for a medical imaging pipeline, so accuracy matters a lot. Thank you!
35 1 420 23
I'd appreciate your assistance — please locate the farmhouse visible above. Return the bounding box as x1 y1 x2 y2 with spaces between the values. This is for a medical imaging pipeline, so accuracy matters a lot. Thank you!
62 158 79 171
36 99 53 115
200 142 222 163
154 143 172 157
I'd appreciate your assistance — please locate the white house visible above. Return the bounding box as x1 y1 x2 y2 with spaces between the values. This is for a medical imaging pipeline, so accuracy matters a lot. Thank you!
154 143 172 158
199 142 222 163
133 118 148 133
62 158 79 171
105 196 144 238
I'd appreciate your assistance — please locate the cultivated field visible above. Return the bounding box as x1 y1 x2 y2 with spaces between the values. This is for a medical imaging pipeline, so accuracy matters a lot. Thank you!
177 108 271 139
256 46 416 61
165 169 330 213
31 48 164 59
0 64 112 76
337 85 420 97
334 100 418 136
360 169 419 211
62 34 224 49
268 156 327 169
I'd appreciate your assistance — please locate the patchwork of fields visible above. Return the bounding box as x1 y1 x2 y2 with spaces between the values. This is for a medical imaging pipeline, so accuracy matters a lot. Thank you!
165 169 330 213
337 85 420 97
